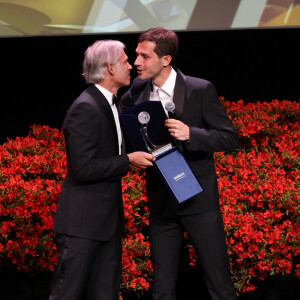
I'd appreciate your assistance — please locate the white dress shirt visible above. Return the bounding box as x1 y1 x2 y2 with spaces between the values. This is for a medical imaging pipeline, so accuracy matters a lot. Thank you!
95 84 122 155
149 67 177 115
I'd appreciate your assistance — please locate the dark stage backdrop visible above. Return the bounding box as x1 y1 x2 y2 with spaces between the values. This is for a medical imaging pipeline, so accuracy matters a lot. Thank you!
1 28 299 144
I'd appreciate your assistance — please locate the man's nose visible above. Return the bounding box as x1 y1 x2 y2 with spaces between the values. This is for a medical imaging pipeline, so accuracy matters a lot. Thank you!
134 57 140 66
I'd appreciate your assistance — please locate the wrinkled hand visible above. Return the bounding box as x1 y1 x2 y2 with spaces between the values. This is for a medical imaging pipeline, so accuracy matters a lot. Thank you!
127 151 155 169
165 119 190 141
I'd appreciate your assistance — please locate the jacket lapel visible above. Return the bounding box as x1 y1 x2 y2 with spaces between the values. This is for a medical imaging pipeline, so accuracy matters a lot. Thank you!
136 81 152 104
172 68 186 120
87 85 119 153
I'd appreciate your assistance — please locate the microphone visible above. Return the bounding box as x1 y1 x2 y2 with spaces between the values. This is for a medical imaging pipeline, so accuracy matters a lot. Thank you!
165 102 184 152
165 101 176 119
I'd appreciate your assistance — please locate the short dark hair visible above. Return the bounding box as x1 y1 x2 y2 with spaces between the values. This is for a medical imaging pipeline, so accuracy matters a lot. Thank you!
138 27 178 63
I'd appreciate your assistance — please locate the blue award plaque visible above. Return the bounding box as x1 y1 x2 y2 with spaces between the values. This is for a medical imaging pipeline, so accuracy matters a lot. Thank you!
153 148 203 203
120 100 203 203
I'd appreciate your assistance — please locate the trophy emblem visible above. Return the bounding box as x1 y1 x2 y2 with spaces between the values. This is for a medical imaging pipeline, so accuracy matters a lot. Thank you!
138 111 157 151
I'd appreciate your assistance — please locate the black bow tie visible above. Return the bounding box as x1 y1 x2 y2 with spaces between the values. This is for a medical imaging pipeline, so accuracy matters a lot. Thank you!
112 95 119 106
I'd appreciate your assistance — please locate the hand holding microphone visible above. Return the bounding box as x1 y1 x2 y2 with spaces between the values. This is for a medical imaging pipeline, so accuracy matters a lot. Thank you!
164 102 190 151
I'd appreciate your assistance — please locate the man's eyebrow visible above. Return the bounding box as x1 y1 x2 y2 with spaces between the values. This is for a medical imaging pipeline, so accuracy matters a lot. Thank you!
136 51 147 56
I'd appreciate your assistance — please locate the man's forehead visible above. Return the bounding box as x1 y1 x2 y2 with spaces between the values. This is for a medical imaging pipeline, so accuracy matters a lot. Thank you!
119 50 127 60
136 41 156 53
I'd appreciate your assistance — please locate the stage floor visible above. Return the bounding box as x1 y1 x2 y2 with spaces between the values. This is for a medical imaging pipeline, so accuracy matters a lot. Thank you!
1 264 299 300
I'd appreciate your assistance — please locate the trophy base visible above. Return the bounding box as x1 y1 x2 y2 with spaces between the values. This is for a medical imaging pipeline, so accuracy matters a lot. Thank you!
151 143 173 157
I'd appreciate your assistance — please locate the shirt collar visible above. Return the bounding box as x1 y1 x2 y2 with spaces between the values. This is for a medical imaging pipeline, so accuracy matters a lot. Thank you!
95 84 114 106
153 67 177 96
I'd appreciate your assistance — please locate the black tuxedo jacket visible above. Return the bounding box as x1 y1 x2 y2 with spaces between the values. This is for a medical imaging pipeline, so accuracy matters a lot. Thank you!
121 68 239 214
53 85 130 241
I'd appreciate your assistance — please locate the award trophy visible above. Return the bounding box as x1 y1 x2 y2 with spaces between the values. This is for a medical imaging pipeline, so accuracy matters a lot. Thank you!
120 101 203 203
137 111 172 157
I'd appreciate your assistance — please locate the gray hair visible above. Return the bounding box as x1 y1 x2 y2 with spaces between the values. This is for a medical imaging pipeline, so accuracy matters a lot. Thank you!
82 40 125 84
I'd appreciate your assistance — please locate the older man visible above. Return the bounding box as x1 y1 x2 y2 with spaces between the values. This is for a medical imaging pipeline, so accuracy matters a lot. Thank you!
49 40 154 300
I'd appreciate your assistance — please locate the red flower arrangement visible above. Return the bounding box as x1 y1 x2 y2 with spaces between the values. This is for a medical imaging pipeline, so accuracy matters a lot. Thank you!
187 98 300 293
0 126 65 273
0 125 152 297
0 98 299 297
121 167 152 294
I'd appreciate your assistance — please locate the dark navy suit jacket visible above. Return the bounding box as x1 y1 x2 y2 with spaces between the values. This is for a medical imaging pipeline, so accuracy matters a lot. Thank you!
121 68 238 214
53 85 129 241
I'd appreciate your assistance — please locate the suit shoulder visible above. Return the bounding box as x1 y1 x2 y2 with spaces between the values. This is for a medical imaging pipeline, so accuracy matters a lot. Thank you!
121 77 150 109
68 86 99 113
78 85 99 103
174 67 213 89
184 75 218 99
186 75 213 88
130 77 149 91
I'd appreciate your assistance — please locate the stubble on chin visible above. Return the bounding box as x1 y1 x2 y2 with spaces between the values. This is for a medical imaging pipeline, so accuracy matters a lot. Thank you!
137 73 151 81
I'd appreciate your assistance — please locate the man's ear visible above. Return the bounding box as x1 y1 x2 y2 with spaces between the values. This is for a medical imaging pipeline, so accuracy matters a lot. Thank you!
107 63 115 76
162 55 172 67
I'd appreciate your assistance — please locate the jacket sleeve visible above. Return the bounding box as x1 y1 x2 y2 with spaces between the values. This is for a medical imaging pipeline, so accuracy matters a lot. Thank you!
64 101 129 184
186 81 239 152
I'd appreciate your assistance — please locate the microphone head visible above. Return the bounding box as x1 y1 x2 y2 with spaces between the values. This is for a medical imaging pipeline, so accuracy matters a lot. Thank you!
165 101 175 113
